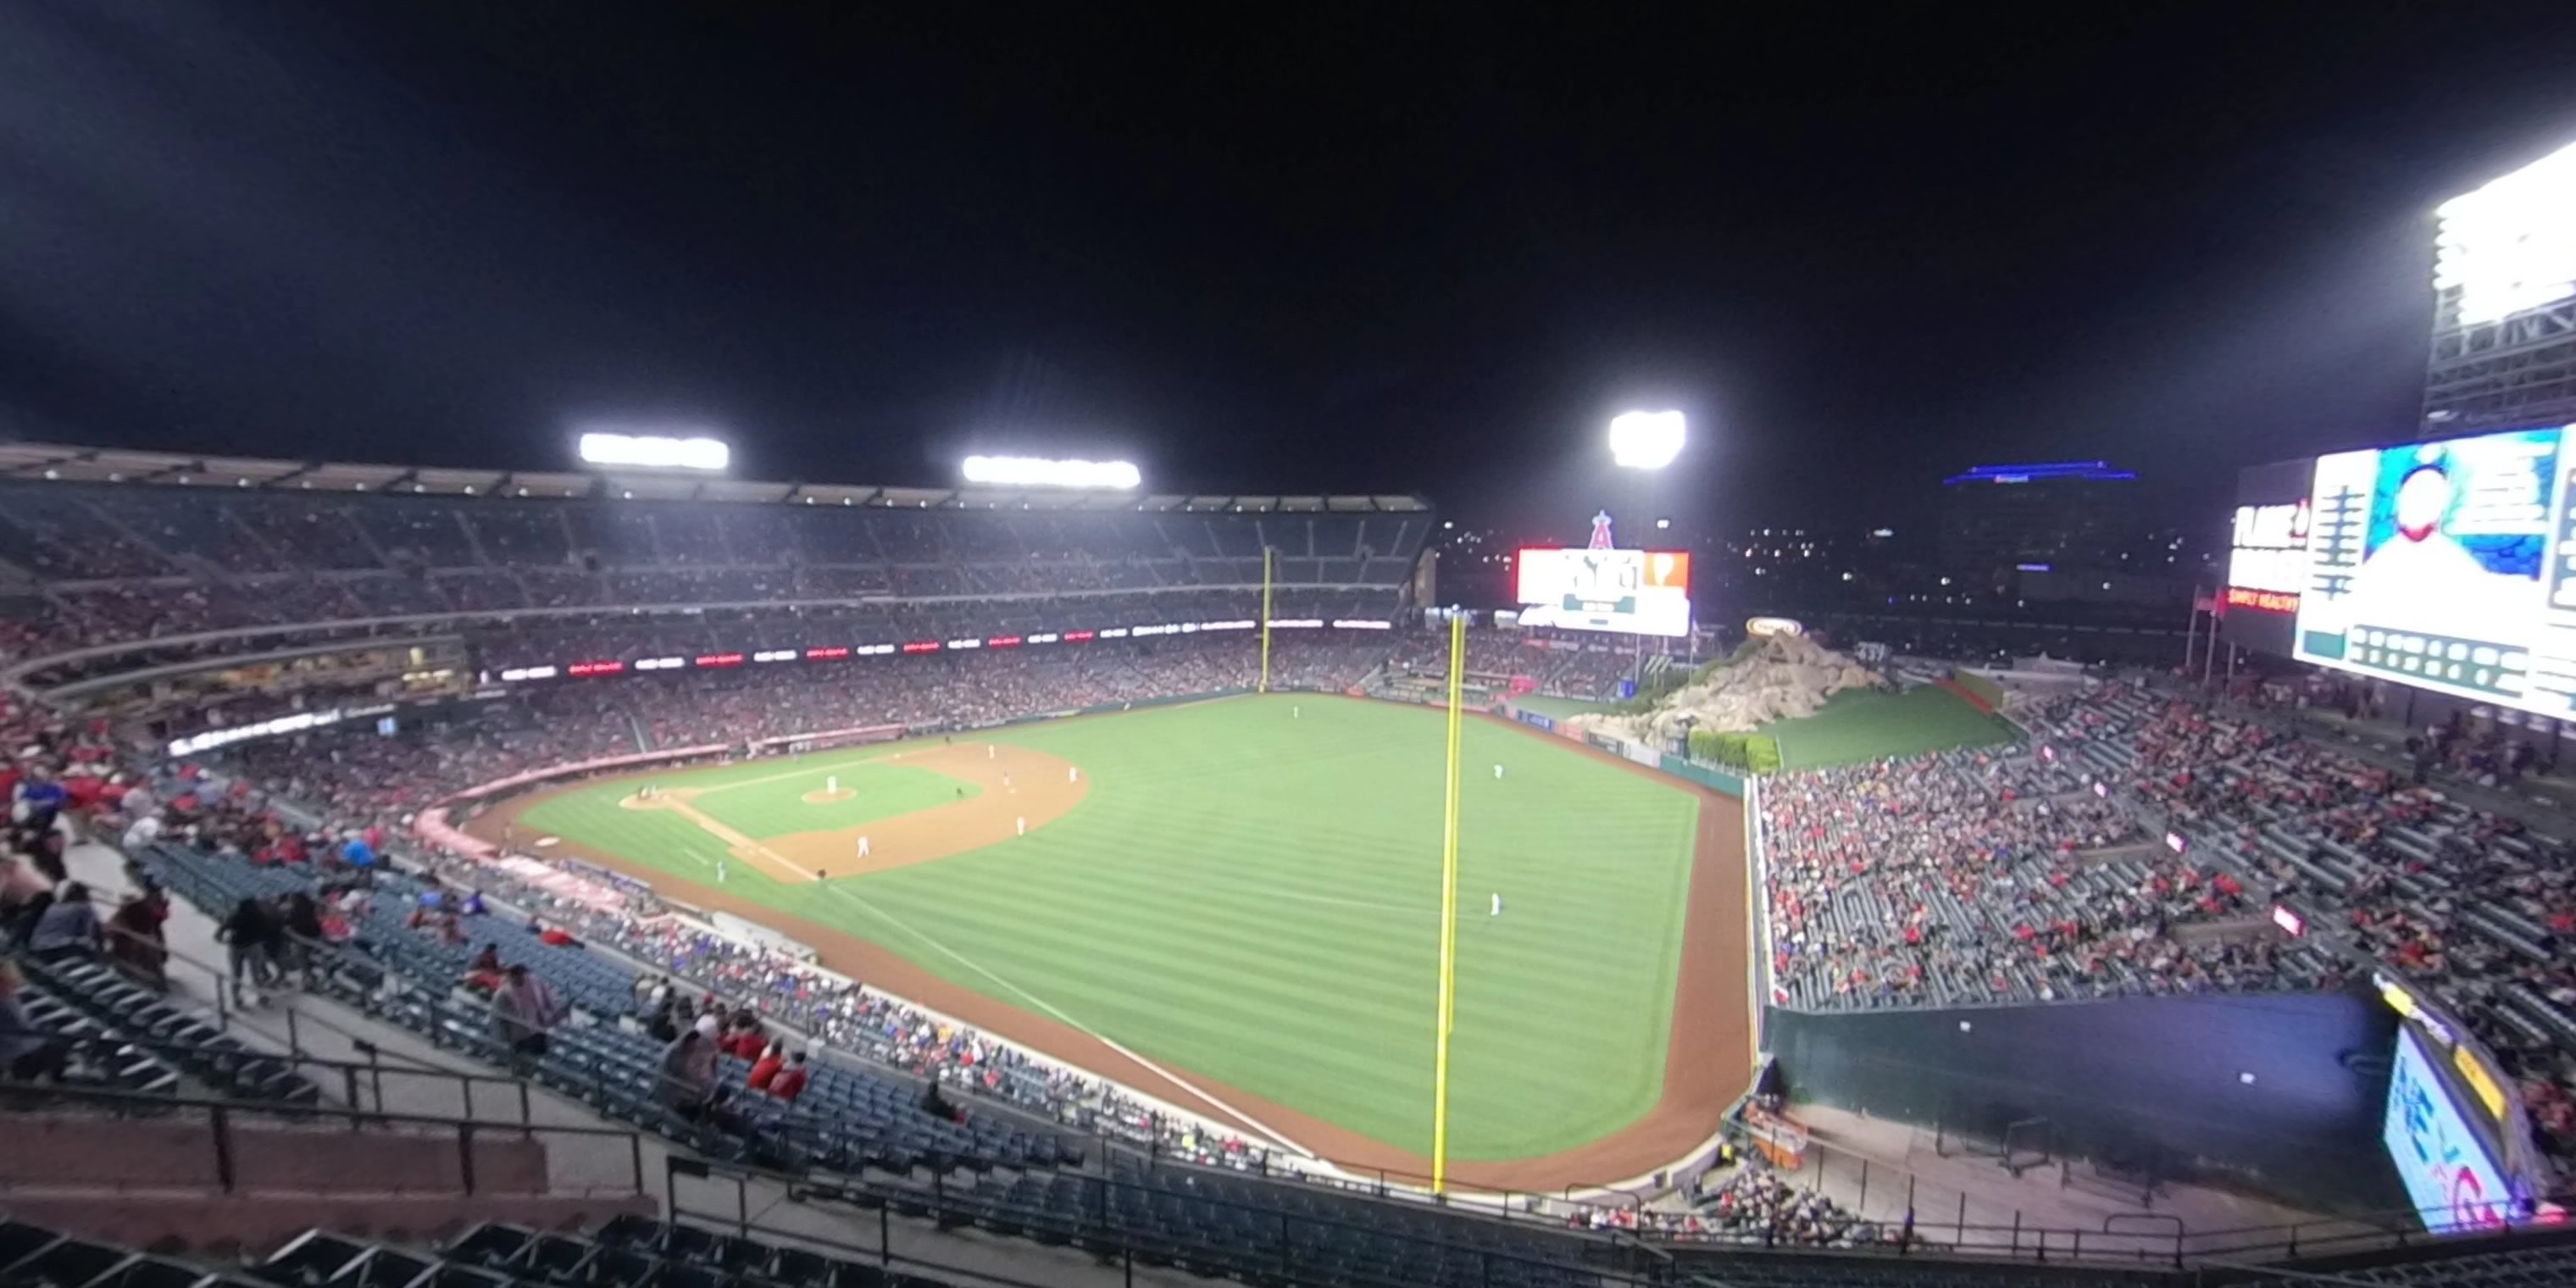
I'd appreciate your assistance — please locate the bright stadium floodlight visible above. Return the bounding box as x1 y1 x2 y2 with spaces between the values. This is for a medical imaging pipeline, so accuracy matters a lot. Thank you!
1609 411 1685 470
960 455 1142 490
578 431 730 471
2436 138 2576 325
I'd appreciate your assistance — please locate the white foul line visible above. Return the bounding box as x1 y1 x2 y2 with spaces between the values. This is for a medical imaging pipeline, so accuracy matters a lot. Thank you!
819 885 1317 1158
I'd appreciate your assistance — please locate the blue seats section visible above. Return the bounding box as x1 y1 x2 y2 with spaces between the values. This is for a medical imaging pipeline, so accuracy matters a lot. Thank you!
16 956 319 1104
135 843 1079 1178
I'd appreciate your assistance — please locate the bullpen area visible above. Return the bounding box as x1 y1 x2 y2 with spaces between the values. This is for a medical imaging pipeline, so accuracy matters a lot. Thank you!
466 693 1749 1191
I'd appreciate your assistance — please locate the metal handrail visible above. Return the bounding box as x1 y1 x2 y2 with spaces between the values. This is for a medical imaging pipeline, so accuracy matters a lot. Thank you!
77 906 468 1073
0 1077 650 1197
9 976 545 1125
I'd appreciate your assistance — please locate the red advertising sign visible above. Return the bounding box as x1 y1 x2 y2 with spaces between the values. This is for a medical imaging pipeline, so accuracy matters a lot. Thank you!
2224 586 2299 614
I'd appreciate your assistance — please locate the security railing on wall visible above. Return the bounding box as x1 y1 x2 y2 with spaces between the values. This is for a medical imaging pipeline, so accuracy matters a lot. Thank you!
0 1080 650 1200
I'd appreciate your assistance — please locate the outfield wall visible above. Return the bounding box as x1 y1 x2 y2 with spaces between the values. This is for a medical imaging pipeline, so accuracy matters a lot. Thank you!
1499 702 1748 798
1764 989 2402 1213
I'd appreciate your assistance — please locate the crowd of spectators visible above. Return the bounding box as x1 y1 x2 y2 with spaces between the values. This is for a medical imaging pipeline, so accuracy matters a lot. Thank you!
1383 628 1657 703
0 481 1430 667
1544 647 1641 702
1683 1166 1880 1247
1766 674 2576 1169
594 916 1230 1161
2100 687 2576 1165
214 634 1385 834
1759 708 2298 1008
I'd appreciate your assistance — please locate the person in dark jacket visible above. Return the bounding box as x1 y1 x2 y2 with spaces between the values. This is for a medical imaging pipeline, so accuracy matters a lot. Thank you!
919 1076 961 1124
279 892 325 985
216 897 278 1002
28 883 102 963
659 1029 719 1119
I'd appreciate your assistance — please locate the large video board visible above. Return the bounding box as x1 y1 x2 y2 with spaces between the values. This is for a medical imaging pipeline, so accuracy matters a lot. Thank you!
2291 425 2576 717
2384 1024 2516 1233
1513 547 1692 637
2222 458 2312 658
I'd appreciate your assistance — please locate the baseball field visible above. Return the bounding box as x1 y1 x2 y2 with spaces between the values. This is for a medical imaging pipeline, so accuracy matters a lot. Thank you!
470 693 1748 1188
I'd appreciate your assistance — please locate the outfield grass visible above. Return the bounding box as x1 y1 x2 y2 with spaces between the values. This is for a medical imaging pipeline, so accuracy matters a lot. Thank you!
1756 684 2016 769
513 696 1702 1161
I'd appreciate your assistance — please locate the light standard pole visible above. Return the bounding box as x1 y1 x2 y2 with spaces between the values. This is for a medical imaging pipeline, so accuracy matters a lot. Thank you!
1610 411 1688 689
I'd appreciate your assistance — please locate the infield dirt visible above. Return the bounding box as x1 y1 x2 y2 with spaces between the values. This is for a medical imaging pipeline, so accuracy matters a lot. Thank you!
613 743 1085 880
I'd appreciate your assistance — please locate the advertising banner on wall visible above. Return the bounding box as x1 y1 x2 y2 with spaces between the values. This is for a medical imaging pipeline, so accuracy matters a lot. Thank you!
2384 1024 2516 1233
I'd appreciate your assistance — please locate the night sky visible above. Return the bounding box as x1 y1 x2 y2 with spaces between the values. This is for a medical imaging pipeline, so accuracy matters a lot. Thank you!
6 3 2576 540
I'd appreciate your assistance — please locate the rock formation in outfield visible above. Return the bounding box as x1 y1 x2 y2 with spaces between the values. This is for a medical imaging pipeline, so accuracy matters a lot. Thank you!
1568 633 1885 744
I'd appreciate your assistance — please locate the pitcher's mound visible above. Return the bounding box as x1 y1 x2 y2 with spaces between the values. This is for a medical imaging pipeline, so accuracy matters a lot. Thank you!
802 787 857 805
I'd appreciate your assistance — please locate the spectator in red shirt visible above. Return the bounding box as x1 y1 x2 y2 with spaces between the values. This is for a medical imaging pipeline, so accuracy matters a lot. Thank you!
767 1052 808 1104
747 1043 784 1092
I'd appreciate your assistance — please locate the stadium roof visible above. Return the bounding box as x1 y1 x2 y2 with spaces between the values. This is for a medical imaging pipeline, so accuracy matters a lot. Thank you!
0 442 1430 512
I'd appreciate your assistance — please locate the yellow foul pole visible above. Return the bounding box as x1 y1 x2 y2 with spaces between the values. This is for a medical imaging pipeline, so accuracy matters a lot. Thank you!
1260 548 1274 693
1433 612 1465 1192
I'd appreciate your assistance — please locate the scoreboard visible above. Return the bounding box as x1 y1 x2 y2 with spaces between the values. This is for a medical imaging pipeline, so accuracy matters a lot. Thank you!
1513 547 1692 637
2229 424 2576 719
2293 425 2576 717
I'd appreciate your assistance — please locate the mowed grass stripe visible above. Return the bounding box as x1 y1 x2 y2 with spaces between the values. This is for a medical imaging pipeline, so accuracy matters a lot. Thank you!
892 865 1666 1008
845 884 1672 1067
880 801 1685 974
850 881 1437 1012
844 697 1696 1159
521 696 1700 1160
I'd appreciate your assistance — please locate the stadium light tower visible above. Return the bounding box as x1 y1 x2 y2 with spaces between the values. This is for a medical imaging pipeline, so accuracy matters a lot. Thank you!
1608 411 1685 469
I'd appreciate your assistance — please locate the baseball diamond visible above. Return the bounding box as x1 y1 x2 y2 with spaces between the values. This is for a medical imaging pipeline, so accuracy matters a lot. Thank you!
467 692 1750 1187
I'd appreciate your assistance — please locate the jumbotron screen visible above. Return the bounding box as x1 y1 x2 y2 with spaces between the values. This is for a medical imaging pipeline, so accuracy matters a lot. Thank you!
2384 1024 2515 1232
1513 547 1692 637
2221 458 2311 658
2292 425 2576 716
